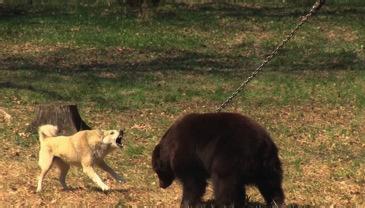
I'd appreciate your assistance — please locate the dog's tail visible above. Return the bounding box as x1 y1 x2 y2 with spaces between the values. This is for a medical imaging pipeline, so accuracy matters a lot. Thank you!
38 124 58 143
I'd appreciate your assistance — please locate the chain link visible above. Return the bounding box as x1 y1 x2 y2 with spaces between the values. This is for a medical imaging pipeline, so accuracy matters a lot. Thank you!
216 0 326 112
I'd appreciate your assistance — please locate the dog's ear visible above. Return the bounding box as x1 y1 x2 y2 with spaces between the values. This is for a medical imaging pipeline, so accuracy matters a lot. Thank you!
98 130 111 144
95 129 103 137
101 130 107 137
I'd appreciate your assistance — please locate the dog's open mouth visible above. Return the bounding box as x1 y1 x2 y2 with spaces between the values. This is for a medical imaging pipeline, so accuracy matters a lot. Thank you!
116 135 123 147
116 130 124 147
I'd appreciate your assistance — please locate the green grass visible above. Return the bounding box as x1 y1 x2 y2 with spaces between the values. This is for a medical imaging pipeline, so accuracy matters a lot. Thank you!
0 2 364 207
2 70 363 111
1 3 365 70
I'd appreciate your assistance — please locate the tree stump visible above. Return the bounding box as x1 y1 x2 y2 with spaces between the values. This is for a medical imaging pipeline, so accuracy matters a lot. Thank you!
28 103 91 136
0 107 12 123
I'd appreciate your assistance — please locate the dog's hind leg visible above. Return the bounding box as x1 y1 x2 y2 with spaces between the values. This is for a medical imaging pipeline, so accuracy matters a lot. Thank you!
53 157 70 190
36 150 54 192
82 164 110 191
96 160 125 183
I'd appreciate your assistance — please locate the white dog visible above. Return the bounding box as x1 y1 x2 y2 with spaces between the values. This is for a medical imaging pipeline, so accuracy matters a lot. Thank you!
36 124 124 192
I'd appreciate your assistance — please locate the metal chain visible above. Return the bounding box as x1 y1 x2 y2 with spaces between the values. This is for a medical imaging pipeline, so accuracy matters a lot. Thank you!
216 0 326 112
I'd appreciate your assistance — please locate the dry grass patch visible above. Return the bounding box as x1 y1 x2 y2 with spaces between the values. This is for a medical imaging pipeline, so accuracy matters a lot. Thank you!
325 26 360 43
2 100 364 206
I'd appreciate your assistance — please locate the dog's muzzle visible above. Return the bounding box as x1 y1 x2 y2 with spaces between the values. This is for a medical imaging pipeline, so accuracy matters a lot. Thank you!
116 130 124 147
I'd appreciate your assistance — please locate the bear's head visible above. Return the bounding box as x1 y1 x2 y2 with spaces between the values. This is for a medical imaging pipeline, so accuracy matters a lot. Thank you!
152 144 175 188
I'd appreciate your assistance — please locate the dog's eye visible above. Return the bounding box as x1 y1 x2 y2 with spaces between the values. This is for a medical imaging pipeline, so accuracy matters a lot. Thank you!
110 132 114 135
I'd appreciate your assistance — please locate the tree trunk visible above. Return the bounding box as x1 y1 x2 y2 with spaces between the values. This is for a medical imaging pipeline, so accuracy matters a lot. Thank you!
28 103 91 136
116 0 127 17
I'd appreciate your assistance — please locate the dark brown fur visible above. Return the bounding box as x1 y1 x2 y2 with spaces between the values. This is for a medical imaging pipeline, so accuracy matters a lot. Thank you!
152 112 285 207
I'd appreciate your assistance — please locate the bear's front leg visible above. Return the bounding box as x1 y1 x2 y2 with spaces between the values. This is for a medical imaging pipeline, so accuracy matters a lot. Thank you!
212 173 246 207
180 176 207 208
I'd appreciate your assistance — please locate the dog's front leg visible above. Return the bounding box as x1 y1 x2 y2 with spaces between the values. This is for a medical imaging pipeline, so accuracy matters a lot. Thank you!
96 160 125 183
82 165 110 191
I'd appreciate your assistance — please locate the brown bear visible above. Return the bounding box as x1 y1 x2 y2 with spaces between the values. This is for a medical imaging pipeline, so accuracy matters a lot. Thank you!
152 112 285 207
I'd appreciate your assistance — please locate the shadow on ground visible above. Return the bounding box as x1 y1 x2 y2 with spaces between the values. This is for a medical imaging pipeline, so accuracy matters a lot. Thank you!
0 47 362 76
200 199 314 208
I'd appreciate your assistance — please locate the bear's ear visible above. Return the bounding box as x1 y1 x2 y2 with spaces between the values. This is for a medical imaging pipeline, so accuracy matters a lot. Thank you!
154 144 161 157
152 144 162 168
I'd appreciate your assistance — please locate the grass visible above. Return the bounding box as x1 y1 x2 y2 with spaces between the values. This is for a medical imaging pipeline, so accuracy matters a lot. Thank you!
0 1 364 207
